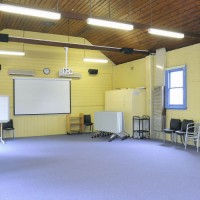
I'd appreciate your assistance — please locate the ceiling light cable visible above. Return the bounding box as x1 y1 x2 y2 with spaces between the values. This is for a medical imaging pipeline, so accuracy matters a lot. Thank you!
87 0 133 30
147 0 184 38
108 0 110 19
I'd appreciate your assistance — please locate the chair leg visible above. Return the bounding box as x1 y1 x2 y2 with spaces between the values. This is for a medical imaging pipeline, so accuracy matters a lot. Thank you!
162 132 166 142
174 134 177 144
182 135 186 145
180 136 185 144
197 137 199 152
170 134 174 143
185 136 187 150
194 140 196 147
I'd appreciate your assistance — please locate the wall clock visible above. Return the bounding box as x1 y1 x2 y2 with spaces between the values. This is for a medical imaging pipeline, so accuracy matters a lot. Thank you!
43 68 50 75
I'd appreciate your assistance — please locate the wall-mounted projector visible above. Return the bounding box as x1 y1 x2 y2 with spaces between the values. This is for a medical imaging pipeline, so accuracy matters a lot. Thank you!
62 68 73 74
59 68 81 79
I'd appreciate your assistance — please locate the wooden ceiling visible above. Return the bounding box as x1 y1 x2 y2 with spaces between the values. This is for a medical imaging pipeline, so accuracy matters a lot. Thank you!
0 0 200 64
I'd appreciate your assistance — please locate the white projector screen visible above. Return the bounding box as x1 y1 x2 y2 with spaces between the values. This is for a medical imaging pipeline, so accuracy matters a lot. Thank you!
14 78 71 115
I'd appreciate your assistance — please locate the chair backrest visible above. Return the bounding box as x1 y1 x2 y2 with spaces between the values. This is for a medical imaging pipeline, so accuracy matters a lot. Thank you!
3 119 14 129
170 118 181 131
84 115 91 124
181 119 194 132
187 122 195 134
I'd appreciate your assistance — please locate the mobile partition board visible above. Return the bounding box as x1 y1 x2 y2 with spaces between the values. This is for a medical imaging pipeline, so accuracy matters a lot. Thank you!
94 111 128 141
0 96 10 144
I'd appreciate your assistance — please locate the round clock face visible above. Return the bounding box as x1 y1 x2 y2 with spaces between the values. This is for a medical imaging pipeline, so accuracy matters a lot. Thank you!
43 68 50 75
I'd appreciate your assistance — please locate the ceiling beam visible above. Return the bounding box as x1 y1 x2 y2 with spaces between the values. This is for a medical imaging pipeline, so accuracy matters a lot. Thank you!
8 35 150 55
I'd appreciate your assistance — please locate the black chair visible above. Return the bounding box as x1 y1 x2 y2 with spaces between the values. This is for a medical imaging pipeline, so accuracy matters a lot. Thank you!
163 118 181 143
175 119 194 144
84 115 93 132
3 119 15 139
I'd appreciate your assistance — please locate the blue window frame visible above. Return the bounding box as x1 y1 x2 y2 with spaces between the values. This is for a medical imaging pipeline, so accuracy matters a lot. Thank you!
165 65 187 109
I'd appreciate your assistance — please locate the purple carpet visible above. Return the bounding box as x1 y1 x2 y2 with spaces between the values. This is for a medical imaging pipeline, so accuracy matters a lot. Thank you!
0 134 200 200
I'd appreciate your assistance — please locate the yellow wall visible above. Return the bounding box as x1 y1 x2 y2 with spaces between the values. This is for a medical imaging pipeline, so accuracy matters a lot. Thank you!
166 43 200 123
113 43 200 134
0 29 114 137
113 57 150 115
1 29 199 139
113 59 146 89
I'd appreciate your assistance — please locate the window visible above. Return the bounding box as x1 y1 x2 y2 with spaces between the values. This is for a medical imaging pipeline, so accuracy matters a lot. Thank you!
165 65 187 109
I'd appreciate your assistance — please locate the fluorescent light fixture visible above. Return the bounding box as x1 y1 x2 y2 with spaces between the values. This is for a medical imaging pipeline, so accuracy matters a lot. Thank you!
0 3 61 20
148 28 184 38
156 65 164 69
87 18 134 30
0 50 25 56
83 58 108 63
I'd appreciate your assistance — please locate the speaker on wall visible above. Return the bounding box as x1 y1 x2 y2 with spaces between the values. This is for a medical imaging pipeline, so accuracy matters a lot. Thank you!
88 69 98 75
0 34 9 42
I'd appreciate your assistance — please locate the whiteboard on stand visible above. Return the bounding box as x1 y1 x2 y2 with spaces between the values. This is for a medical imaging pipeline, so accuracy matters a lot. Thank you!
94 111 123 134
0 96 10 123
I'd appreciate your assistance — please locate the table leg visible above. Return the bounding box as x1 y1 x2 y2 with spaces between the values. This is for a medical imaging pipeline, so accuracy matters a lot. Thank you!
0 123 5 144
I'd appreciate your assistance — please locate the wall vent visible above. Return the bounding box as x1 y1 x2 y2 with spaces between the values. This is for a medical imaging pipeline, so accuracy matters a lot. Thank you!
8 69 35 76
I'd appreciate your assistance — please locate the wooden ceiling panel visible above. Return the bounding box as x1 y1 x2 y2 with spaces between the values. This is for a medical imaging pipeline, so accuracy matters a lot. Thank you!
0 0 200 64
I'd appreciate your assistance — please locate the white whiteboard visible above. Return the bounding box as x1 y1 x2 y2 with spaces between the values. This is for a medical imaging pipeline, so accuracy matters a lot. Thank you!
94 111 123 134
14 78 71 115
0 96 10 123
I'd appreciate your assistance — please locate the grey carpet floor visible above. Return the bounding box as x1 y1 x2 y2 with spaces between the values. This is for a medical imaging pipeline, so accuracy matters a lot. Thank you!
0 134 200 200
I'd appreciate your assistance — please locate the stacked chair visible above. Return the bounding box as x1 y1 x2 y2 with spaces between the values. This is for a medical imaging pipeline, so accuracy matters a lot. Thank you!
184 122 200 152
163 118 181 143
163 118 200 152
175 119 194 144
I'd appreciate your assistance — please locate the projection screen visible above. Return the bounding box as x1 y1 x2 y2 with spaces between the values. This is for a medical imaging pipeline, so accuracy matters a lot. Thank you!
14 78 71 115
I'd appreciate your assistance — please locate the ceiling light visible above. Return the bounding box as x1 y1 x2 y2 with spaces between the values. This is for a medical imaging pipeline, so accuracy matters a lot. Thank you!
0 50 25 56
148 28 184 38
87 18 134 31
0 3 61 20
83 58 108 63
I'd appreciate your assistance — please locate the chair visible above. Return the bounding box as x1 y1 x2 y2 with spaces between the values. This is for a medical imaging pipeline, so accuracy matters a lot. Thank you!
2 119 15 139
163 118 181 143
175 119 194 144
84 115 93 132
185 122 200 152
